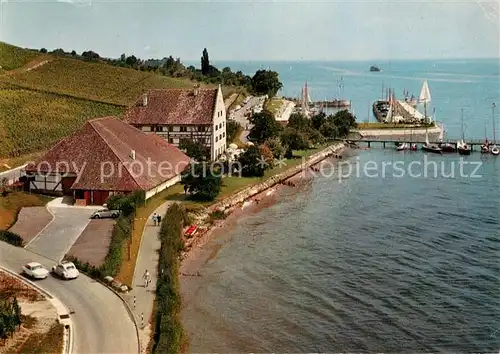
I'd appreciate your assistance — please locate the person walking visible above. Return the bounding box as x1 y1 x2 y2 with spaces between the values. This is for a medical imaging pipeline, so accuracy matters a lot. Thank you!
152 213 157 226
157 214 162 226
143 269 150 288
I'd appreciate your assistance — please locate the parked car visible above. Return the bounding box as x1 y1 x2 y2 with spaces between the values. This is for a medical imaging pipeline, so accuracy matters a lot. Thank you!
22 262 49 279
52 261 79 280
90 209 120 219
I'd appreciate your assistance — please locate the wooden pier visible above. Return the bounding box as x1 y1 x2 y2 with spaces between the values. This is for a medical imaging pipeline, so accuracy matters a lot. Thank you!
347 138 486 151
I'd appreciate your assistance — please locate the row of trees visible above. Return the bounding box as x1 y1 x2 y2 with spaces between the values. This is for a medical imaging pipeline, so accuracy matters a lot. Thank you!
0 297 21 341
38 46 283 98
179 109 357 200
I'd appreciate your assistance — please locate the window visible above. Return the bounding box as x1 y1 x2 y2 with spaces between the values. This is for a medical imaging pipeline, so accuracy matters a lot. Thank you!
219 123 222 129
223 132 225 138
216 136 218 142
155 126 163 132
168 138 173 143
168 126 173 132
219 134 222 140
223 121 225 127
198 126 205 132
180 126 187 132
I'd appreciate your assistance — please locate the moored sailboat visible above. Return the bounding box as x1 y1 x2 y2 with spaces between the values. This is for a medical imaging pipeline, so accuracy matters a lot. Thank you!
419 80 442 153
457 108 471 155
491 103 499 156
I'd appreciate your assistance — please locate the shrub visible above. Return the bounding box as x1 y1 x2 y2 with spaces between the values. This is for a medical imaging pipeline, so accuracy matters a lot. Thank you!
153 203 188 354
0 230 23 247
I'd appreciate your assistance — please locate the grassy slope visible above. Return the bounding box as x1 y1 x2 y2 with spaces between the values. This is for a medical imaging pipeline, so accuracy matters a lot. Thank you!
2 57 196 106
0 191 52 230
0 42 41 71
0 43 244 161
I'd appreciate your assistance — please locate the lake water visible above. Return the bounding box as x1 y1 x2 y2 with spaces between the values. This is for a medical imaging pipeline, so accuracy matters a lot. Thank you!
180 60 500 352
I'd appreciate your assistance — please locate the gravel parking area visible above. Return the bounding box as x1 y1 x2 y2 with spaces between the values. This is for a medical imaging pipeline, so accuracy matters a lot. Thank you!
9 207 53 244
65 219 115 267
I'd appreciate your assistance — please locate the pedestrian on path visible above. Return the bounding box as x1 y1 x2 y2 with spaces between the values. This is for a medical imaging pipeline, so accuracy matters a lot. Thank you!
143 269 150 288
157 214 162 226
152 213 157 226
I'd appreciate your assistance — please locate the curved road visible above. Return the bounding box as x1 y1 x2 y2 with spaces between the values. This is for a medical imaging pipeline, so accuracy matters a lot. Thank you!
0 242 138 354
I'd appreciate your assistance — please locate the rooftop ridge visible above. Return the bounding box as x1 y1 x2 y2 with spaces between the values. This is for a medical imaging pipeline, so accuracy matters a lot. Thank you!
88 118 142 190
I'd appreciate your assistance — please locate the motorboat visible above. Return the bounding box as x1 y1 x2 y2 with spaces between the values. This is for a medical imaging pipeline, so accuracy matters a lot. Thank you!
396 142 409 151
492 145 500 156
439 142 456 153
422 142 442 154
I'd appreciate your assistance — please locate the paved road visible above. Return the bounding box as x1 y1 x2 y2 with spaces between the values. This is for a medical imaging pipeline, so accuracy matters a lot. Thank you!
229 96 265 144
0 242 139 354
25 206 96 262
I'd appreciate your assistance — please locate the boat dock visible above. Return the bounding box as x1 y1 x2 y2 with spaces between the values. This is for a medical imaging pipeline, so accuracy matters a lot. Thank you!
348 138 486 151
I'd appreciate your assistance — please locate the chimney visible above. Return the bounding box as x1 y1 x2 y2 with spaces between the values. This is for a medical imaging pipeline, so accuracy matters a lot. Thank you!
130 150 136 160
142 94 148 106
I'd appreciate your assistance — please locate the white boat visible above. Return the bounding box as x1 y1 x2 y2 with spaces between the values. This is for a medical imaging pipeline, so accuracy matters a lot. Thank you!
396 142 409 151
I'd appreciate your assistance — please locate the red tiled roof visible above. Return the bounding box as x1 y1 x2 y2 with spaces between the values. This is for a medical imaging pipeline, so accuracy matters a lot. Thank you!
124 88 218 125
26 117 191 191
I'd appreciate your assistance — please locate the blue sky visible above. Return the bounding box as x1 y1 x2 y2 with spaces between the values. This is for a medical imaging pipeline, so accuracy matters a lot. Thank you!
0 0 498 61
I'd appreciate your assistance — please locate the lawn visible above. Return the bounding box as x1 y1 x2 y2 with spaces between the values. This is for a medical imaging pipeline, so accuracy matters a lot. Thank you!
0 88 124 158
264 97 284 116
0 191 53 230
17 322 64 354
0 42 42 71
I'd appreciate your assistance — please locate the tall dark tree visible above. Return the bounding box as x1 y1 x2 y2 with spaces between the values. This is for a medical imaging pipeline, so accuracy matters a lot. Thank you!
179 139 210 162
311 112 327 130
248 111 282 144
327 110 357 137
201 48 210 75
238 145 268 177
287 113 311 131
251 70 283 98
182 163 222 201
226 120 242 143
280 127 310 156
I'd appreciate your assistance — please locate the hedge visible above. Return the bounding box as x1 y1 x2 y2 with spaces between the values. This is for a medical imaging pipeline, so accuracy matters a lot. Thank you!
0 230 24 247
66 215 131 280
153 203 187 354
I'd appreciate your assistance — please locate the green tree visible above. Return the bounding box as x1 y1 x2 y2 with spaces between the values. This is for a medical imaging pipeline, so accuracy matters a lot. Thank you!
40 48 47 53
179 139 210 162
312 112 327 130
328 110 357 137
181 163 222 201
226 120 241 143
287 113 311 131
249 111 281 144
251 70 283 97
12 297 21 330
238 145 268 177
320 121 339 139
280 127 310 157
201 48 210 76
264 138 285 159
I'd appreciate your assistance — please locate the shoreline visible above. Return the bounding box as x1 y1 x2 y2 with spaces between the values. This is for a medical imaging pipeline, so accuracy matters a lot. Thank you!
179 143 345 271
179 145 346 277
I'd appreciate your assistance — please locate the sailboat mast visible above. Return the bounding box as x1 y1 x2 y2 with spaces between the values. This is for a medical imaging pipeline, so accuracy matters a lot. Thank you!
461 108 465 141
493 103 497 145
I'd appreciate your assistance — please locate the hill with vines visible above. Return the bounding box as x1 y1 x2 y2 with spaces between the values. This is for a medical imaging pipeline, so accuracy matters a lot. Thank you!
0 42 245 167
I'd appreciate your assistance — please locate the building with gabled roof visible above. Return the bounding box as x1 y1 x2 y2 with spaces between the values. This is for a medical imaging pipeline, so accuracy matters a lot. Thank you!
25 116 190 205
124 85 227 160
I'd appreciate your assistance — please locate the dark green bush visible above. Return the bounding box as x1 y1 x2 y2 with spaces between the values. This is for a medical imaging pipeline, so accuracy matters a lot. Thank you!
0 230 23 247
153 203 188 354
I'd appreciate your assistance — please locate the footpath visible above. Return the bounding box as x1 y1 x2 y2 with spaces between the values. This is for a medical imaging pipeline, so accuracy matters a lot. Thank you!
123 201 172 353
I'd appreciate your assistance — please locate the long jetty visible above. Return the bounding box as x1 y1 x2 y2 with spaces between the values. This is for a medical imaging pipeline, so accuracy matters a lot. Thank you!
348 137 486 151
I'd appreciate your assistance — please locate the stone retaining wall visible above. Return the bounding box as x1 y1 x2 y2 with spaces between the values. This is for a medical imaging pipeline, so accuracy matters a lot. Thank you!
208 143 345 213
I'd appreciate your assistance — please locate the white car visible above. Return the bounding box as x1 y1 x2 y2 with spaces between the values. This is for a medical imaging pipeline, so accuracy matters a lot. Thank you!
52 262 79 280
22 262 49 279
